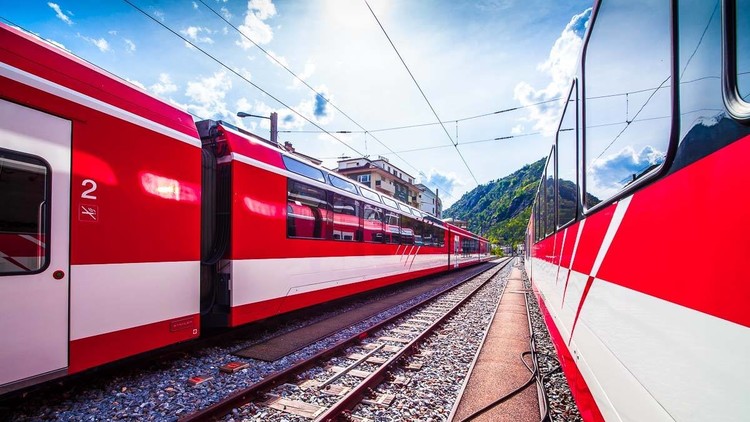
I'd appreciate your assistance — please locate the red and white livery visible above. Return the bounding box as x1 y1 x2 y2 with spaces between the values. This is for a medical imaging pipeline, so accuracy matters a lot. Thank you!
526 1 750 421
0 23 489 394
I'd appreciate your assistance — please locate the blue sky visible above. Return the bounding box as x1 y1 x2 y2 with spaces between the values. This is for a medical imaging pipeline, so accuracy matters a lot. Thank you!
1 0 593 206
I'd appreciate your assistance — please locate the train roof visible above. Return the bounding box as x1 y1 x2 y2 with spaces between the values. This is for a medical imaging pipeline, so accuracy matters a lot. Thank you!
0 23 198 142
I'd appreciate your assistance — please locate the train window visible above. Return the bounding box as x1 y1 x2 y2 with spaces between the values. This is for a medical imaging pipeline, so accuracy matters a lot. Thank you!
381 196 398 209
544 151 555 236
384 210 401 244
424 224 444 248
557 82 578 228
397 203 411 214
363 203 385 242
436 226 445 247
0 150 50 275
282 156 325 183
287 180 329 239
360 187 382 203
584 0 671 207
328 174 359 195
331 193 361 241
672 0 750 172
532 194 543 242
403 216 427 246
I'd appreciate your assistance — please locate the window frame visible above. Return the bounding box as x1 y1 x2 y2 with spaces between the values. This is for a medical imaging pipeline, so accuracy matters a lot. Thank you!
581 0 680 216
0 148 52 276
286 179 330 240
328 173 359 195
360 187 382 203
556 80 580 231
282 155 326 183
722 0 750 121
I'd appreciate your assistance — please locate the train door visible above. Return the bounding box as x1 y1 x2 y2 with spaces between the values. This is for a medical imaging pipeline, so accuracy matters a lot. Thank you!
0 99 71 391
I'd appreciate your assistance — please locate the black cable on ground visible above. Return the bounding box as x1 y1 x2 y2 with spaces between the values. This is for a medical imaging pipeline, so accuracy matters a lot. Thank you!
458 268 562 422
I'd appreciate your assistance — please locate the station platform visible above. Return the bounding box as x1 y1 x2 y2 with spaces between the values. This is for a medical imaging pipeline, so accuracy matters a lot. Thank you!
449 264 541 422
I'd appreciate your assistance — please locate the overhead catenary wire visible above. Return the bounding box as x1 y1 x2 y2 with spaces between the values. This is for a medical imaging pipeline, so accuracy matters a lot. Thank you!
363 0 480 187
122 0 367 159
196 0 458 200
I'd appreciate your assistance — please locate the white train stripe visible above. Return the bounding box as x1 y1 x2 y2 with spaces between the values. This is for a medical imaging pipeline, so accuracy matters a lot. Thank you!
591 196 631 278
70 261 200 340
19 234 45 248
231 254 448 307
0 63 201 148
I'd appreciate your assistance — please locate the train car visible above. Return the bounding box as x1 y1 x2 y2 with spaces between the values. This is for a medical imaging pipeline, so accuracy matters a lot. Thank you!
525 1 750 421
0 23 202 392
444 222 492 269
0 22 490 395
196 119 466 328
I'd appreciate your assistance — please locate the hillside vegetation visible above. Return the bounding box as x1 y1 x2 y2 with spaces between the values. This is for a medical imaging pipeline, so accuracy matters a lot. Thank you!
442 158 545 248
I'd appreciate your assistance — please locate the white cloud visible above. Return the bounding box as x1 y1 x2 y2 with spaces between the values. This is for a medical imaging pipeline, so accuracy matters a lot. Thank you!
221 7 232 19
126 78 147 90
192 1 198 9
589 145 664 193
423 169 463 200
78 33 110 52
153 10 165 22
124 39 136 52
266 50 289 68
150 73 178 96
181 26 214 44
45 37 68 51
234 67 253 81
511 124 524 135
184 71 233 119
514 8 591 136
291 61 316 88
48 2 73 25
237 0 277 48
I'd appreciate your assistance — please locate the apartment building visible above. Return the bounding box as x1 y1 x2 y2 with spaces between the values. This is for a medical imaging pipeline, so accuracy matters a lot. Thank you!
336 156 419 208
415 183 442 218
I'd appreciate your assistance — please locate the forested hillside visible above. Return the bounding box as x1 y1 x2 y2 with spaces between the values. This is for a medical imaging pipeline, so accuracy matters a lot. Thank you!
442 158 545 248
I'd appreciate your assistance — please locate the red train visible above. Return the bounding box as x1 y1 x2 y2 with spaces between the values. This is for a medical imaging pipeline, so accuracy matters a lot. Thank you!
526 0 750 420
0 23 490 394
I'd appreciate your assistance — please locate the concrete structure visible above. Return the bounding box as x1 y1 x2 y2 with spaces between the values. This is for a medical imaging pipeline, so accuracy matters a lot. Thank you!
415 183 442 218
336 156 418 207
442 217 468 229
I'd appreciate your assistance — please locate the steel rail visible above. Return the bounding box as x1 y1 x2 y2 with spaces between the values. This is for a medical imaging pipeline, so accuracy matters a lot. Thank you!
181 258 510 421
315 258 513 421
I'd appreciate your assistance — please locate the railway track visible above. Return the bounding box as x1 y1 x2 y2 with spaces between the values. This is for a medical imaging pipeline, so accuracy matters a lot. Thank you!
183 258 513 421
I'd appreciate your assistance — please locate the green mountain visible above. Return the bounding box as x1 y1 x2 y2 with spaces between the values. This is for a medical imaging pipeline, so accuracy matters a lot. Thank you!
443 158 545 247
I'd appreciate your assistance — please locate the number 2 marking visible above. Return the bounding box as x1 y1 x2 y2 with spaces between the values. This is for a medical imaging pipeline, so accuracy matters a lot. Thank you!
81 179 98 200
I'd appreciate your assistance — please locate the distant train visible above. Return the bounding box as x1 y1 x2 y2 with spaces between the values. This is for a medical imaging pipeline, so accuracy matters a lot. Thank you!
526 0 749 421
0 23 490 394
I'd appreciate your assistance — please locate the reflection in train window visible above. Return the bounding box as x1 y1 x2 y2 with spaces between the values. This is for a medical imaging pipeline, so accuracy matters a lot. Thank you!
557 82 578 226
381 196 398 209
360 187 382 203
0 150 50 275
282 156 326 183
331 193 361 241
287 180 329 239
584 0 671 206
363 203 385 242
672 0 750 171
328 174 359 194
384 210 401 244
544 153 555 236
